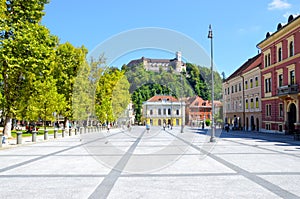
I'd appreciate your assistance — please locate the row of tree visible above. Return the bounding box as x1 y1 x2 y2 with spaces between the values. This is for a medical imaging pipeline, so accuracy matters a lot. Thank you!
0 0 224 137
0 0 104 137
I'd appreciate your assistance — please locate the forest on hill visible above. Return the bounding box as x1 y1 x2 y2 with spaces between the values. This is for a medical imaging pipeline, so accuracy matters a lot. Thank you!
121 63 222 123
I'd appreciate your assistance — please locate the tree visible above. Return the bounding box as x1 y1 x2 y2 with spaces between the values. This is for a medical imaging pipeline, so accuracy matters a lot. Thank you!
54 43 87 128
95 68 130 124
26 77 65 131
0 0 56 137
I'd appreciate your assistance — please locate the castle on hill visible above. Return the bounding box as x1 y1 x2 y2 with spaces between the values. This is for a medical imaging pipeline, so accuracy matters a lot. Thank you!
127 51 186 73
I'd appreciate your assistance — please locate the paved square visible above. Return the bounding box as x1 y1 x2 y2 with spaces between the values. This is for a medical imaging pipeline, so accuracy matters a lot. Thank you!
0 127 299 198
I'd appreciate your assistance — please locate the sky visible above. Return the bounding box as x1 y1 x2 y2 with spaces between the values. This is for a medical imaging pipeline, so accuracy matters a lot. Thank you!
42 0 300 77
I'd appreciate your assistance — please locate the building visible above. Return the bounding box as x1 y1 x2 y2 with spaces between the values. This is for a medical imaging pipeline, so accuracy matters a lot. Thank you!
257 14 300 134
117 102 135 126
223 54 262 130
142 95 185 126
242 55 262 131
185 96 212 126
127 51 186 73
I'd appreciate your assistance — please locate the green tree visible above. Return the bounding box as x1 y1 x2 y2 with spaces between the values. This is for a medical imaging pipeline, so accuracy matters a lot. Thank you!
54 43 87 127
95 68 130 124
26 77 65 131
0 0 56 137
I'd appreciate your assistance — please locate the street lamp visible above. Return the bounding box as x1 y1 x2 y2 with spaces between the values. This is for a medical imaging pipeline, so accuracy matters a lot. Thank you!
180 75 184 133
208 24 216 142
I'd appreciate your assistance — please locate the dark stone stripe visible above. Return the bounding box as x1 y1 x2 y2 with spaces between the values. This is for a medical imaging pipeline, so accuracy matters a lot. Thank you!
166 130 300 199
88 130 145 199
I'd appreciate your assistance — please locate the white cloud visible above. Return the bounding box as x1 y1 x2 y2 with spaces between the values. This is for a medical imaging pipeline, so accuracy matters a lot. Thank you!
268 0 291 10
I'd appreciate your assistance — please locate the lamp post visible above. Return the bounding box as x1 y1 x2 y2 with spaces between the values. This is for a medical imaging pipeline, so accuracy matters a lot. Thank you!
208 24 216 142
180 75 184 133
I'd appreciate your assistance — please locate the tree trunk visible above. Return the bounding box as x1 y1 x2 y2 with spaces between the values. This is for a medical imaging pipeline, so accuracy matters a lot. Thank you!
3 115 12 138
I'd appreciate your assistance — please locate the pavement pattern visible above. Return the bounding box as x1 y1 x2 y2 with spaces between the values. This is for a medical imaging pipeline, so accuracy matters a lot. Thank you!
0 126 300 199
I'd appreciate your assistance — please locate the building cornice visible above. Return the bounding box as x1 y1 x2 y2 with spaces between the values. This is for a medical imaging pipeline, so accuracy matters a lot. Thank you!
261 53 300 72
257 15 300 49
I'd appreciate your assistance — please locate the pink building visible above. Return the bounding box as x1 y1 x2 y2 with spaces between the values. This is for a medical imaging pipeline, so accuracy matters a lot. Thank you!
257 15 300 134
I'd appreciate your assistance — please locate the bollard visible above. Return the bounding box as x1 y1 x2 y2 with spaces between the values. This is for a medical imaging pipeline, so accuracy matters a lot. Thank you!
44 130 48 140
62 129 65 138
32 131 37 142
0 134 3 147
54 129 58 139
16 131 22 144
69 128 72 136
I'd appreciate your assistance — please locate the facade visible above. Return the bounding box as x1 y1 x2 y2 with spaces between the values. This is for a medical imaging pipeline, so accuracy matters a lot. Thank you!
117 102 135 126
127 51 186 73
185 96 212 126
257 14 300 134
142 95 185 126
242 56 262 131
223 54 262 130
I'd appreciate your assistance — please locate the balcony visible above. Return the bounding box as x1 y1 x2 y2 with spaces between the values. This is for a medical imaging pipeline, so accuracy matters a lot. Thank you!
277 84 299 96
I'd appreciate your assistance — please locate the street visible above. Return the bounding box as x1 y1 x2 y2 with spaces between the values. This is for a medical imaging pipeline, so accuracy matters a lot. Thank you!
0 126 300 198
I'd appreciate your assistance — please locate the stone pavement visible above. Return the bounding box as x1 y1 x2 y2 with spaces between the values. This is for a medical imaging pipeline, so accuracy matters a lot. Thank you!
0 126 300 199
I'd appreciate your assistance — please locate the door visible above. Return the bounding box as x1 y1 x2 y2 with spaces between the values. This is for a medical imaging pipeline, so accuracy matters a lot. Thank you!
288 103 296 134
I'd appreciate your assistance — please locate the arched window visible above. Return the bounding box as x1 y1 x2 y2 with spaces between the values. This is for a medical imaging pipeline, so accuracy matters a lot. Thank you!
289 41 294 57
278 47 282 62
158 109 161 115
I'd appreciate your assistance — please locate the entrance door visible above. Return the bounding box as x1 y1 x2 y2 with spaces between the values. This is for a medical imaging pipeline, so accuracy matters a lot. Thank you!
288 103 296 134
251 116 255 131
256 118 259 131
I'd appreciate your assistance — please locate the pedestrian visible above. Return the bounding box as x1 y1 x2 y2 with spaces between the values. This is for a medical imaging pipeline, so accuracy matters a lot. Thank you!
146 124 150 133
163 123 166 131
107 123 111 133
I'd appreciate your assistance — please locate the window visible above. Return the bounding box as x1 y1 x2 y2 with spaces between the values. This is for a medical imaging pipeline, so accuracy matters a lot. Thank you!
279 125 283 132
250 79 253 88
265 78 272 93
265 55 268 67
245 99 248 109
150 110 153 115
250 98 254 108
255 77 258 87
245 81 248 89
163 108 166 115
278 74 283 87
158 109 161 115
266 104 271 116
278 47 282 62
255 97 259 108
289 41 294 57
227 88 229 94
279 103 283 117
168 108 171 115
290 70 295 84
235 84 237 92
176 109 179 115
264 53 271 67
239 83 241 91
266 123 271 130
224 88 226 95
231 86 234 93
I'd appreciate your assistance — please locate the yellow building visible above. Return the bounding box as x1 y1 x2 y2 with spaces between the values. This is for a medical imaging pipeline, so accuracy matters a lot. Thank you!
142 95 185 126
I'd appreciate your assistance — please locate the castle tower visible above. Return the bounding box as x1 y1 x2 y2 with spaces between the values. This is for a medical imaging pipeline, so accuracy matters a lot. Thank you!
176 51 182 62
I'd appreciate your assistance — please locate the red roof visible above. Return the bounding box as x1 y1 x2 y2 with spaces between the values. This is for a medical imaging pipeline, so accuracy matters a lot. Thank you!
147 95 178 102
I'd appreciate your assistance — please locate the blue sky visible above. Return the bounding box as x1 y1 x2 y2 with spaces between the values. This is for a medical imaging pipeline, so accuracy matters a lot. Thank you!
42 0 300 77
